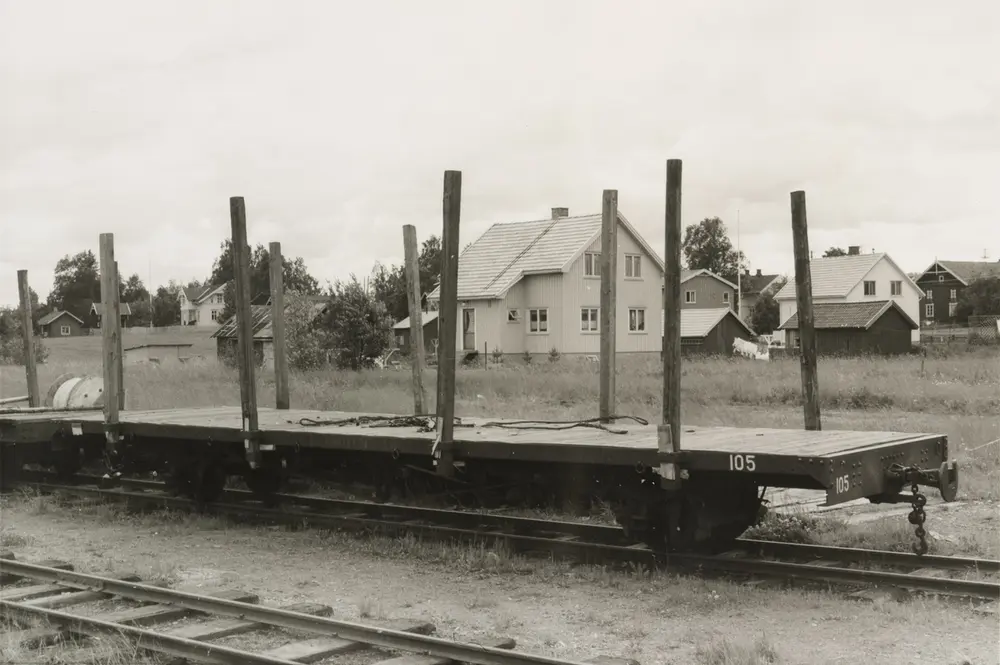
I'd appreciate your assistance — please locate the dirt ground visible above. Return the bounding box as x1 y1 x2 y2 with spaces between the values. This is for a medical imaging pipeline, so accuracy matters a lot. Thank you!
2 496 998 665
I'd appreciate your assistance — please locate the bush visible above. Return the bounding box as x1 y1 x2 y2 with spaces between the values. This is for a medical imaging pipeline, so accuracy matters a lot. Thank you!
0 307 49 366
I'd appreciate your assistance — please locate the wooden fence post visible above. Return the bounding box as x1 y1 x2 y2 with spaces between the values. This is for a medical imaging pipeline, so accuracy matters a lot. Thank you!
269 241 289 410
403 224 427 414
16 270 40 407
113 261 125 410
790 190 821 431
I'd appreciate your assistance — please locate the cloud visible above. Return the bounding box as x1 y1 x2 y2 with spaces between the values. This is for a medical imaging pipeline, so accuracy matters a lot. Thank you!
1 0 997 306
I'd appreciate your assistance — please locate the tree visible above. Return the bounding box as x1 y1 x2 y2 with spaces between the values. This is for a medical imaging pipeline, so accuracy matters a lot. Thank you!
209 240 321 323
748 276 787 335
47 250 102 321
418 235 442 309
284 291 332 371
955 276 1000 322
0 306 49 365
681 217 747 283
318 276 394 370
151 282 182 327
823 247 848 257
369 262 408 323
121 274 149 303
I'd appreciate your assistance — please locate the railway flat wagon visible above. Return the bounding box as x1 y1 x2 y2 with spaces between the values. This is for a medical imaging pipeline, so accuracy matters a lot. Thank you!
0 404 959 553
0 160 960 556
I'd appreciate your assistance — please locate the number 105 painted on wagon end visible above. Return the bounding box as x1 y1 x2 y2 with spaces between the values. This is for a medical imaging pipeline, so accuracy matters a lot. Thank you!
729 454 756 472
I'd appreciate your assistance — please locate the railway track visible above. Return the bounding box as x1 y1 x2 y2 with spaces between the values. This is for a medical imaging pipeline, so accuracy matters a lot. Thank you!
0 553 636 665
9 472 1000 604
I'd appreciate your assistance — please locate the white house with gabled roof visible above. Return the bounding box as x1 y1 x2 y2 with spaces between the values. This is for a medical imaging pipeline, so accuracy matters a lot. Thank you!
426 207 666 357
774 250 923 344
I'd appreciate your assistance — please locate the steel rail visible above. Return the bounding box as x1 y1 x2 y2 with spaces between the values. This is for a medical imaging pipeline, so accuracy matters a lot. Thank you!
734 538 1000 574
0 599 300 665
0 560 593 665
19 474 1000 575
13 481 1000 601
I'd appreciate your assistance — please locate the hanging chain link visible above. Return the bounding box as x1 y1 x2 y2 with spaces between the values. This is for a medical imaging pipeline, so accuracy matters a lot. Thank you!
905 469 929 556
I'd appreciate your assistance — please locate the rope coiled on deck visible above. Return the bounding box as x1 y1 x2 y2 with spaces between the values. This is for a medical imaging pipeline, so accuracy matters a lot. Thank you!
292 413 648 435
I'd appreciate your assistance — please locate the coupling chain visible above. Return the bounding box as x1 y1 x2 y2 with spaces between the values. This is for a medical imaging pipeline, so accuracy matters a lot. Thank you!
905 468 929 556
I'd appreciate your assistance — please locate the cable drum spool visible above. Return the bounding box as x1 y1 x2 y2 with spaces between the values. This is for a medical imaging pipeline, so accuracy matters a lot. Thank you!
44 374 105 409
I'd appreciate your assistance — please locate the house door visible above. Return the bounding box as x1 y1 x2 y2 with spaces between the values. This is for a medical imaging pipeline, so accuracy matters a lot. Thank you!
462 308 476 351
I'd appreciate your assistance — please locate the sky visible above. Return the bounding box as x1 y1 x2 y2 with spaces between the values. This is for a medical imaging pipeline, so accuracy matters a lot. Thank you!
1 0 998 307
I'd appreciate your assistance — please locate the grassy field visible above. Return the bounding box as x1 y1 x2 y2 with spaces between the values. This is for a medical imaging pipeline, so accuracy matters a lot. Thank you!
2 333 998 505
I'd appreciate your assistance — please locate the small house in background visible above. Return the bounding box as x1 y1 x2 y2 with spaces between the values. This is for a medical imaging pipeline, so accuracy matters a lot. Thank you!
38 310 86 337
777 300 918 356
123 342 194 365
180 283 227 326
914 260 1000 324
89 301 133 329
665 307 755 356
211 297 329 369
393 311 439 354
738 269 783 321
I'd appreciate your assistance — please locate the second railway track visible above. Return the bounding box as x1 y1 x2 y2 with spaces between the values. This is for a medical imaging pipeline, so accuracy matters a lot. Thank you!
8 471 1000 604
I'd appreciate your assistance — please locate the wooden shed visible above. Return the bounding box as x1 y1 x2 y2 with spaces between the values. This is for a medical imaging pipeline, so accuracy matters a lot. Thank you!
37 310 86 337
675 308 756 356
778 300 918 356
211 297 330 369
393 311 439 354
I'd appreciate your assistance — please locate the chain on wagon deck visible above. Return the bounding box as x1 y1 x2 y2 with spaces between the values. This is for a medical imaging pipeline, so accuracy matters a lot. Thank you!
0 405 958 510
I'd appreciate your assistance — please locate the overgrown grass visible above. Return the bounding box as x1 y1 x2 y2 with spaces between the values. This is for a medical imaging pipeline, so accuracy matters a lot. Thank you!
694 635 782 665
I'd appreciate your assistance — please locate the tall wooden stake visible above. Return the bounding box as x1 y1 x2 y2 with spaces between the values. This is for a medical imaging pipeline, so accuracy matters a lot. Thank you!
113 260 125 410
599 189 618 422
269 241 289 410
403 224 427 414
16 270 40 407
433 170 461 477
790 191 821 431
99 233 123 454
659 159 683 488
230 197 261 467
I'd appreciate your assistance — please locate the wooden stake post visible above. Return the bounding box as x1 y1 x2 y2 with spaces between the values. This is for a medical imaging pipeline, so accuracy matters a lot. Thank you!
402 224 427 414
113 261 125 410
433 170 461 477
659 160 683 488
230 197 262 467
98 234 123 454
16 270 40 407
599 190 618 422
268 242 290 410
790 191 822 431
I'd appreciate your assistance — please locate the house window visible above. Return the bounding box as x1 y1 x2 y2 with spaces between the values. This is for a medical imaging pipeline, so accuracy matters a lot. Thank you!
584 252 601 277
950 289 957 301
685 290 696 304
864 281 876 296
216 293 224 304
948 302 957 317
211 310 219 321
722 292 730 305
528 308 548 333
890 281 902 296
925 289 932 300
396 334 404 347
925 303 934 318
507 308 520 323
581 307 599 332
624 254 641 278
60 325 70 336
938 275 944 282
628 308 646 333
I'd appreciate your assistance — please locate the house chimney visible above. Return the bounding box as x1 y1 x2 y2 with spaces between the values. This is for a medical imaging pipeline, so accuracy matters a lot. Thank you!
756 268 762 277
551 207 569 219
848 245 860 255
744 268 750 276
